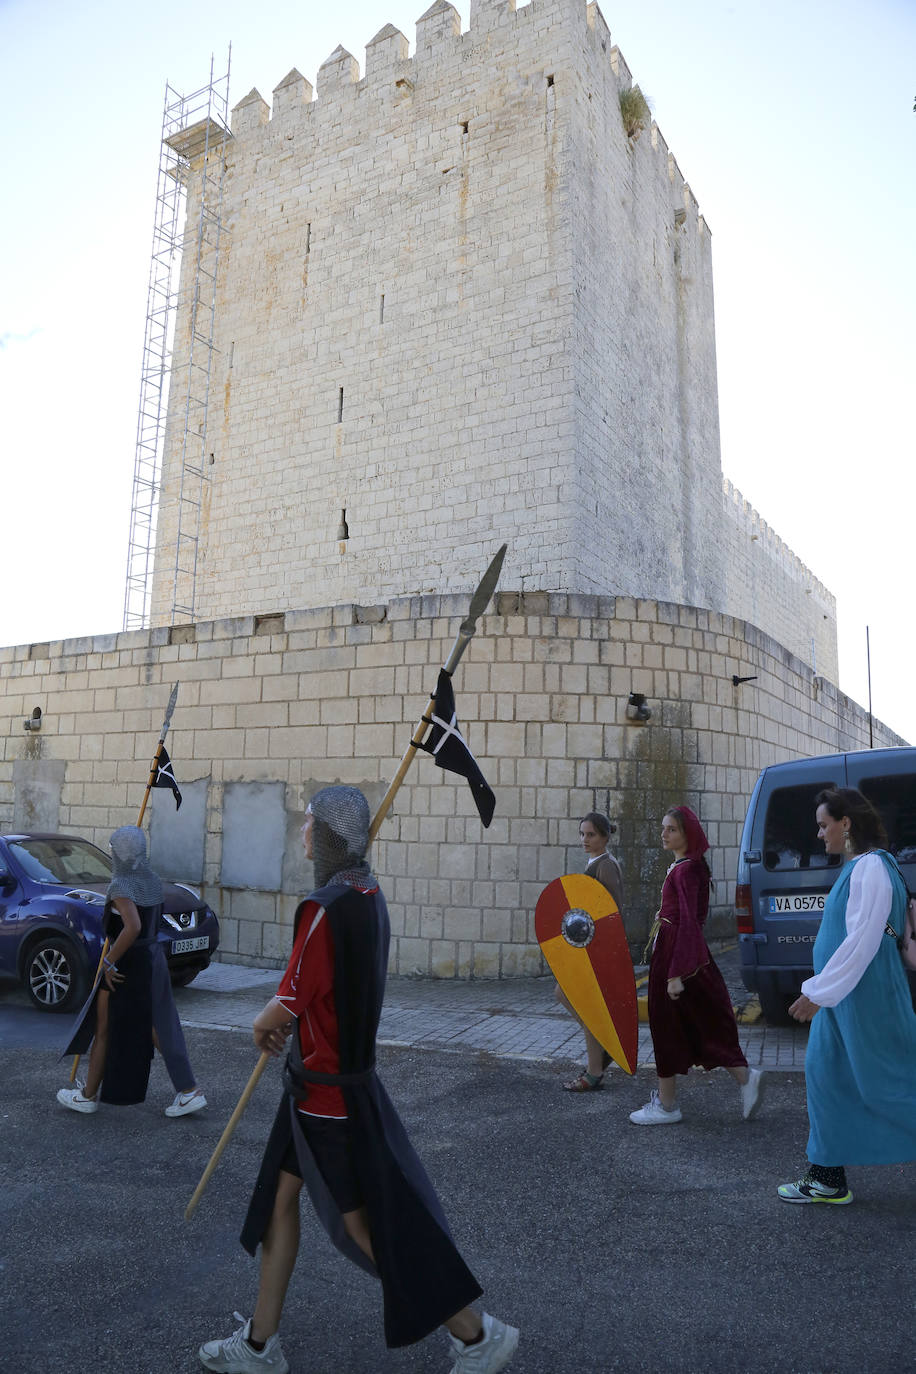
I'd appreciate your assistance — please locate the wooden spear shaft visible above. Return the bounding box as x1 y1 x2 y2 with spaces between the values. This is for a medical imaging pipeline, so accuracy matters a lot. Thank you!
368 693 438 845
184 546 507 1221
188 711 439 1217
185 735 415 1221
369 543 507 843
184 1053 270 1220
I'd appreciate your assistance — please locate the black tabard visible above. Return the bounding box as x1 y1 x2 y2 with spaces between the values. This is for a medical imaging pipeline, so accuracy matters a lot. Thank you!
62 900 157 1105
240 882 482 1348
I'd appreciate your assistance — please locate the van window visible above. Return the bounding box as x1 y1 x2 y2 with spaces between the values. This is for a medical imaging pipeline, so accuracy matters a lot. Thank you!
764 782 843 871
859 775 916 862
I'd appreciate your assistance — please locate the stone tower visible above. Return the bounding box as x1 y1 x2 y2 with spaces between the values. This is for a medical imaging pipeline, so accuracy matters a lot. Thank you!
151 0 836 680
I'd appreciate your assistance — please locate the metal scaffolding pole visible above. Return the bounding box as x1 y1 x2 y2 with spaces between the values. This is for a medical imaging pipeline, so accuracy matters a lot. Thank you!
123 52 231 631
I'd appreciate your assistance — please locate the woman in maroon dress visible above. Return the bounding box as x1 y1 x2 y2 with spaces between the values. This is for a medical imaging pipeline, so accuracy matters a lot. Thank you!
629 806 765 1125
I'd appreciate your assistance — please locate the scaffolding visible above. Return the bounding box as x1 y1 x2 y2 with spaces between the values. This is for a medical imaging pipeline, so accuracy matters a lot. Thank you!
123 53 232 631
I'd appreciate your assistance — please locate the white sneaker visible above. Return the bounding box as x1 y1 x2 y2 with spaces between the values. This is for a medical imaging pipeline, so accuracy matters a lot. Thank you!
448 1312 519 1374
740 1067 765 1120
166 1088 207 1117
199 1314 288 1373
56 1085 98 1114
777 1175 853 1205
629 1090 682 1125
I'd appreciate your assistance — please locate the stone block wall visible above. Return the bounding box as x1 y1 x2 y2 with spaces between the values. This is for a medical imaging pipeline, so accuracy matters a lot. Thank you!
146 0 837 687
570 7 725 614
1 593 900 975
153 0 584 627
722 479 837 681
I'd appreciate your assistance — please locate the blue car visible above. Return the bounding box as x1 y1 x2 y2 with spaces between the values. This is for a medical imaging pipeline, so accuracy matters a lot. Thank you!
0 832 220 1012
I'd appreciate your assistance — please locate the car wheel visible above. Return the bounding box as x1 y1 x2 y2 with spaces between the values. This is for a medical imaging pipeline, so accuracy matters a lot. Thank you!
757 982 795 1027
25 936 90 1013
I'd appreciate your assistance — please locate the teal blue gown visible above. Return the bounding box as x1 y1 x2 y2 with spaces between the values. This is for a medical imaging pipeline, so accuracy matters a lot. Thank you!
807 851 916 1166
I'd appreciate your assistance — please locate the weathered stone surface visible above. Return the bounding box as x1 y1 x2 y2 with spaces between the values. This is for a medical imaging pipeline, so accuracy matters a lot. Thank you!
147 0 836 685
0 597 898 974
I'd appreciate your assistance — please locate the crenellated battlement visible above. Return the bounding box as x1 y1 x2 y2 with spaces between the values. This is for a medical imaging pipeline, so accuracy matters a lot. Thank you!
271 68 313 119
723 478 833 606
222 0 709 235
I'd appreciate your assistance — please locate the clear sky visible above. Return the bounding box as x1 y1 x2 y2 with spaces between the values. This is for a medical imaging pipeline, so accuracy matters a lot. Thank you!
1 0 913 739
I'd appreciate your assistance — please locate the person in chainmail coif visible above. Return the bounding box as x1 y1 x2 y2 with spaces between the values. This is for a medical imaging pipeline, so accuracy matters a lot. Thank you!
58 826 206 1117
200 785 519 1374
58 827 160 1112
308 785 374 889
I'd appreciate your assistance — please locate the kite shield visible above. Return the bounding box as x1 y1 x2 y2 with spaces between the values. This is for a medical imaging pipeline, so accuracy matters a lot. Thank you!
536 873 638 1075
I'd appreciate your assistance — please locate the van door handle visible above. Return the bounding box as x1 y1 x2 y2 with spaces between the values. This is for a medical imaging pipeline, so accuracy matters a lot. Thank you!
739 932 767 945
743 851 761 864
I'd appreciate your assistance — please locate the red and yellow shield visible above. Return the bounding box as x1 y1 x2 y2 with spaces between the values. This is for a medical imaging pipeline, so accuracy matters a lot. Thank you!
535 873 638 1075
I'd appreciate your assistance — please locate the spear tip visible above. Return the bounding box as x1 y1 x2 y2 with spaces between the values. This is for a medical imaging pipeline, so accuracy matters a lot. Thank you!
460 542 507 638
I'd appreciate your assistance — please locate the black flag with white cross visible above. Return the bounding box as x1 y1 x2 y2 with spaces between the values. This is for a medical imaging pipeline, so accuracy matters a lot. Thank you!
153 746 182 810
418 669 495 827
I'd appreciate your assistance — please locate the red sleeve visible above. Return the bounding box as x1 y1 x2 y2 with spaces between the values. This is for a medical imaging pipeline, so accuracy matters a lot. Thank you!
667 862 710 981
276 901 332 1017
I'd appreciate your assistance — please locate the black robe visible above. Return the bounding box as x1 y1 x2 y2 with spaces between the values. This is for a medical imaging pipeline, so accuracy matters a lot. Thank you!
241 882 482 1348
63 899 156 1105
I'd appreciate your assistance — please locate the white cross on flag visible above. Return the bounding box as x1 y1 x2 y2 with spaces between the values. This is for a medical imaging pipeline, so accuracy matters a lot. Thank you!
418 670 495 827
153 746 183 810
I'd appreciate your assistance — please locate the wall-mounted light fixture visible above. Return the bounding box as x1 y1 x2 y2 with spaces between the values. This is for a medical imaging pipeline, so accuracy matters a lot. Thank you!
732 675 758 687
23 706 42 732
625 692 651 723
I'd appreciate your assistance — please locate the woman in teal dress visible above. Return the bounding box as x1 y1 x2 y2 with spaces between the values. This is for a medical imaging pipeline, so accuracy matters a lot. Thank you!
779 787 916 1205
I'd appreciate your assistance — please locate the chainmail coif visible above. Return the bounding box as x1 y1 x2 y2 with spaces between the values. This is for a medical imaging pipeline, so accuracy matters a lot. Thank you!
107 826 163 907
309 786 375 889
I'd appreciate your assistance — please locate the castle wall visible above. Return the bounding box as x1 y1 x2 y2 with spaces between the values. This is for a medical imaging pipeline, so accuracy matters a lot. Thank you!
147 0 837 691
723 478 838 681
568 8 725 610
153 0 584 626
2 594 898 975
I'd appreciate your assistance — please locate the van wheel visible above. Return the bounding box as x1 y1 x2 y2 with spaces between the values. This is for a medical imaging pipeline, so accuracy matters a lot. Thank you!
758 984 795 1027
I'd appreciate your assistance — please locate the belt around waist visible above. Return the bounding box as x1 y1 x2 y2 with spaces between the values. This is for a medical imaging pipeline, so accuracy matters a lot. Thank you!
283 1059 376 1100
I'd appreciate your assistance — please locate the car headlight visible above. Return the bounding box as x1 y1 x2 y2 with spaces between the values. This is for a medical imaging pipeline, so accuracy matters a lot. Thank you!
66 888 106 906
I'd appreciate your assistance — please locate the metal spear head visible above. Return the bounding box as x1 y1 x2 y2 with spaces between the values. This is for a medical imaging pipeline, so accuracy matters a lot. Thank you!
160 681 180 741
459 543 507 639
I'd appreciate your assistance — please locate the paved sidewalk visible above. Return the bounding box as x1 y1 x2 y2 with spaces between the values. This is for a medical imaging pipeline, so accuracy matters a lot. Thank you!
174 946 810 1072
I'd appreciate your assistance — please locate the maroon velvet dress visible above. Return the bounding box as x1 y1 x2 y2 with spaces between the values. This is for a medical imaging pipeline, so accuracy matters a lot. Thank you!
648 852 747 1078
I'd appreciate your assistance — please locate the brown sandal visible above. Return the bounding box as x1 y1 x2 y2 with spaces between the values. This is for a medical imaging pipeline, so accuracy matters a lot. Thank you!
562 1071 604 1092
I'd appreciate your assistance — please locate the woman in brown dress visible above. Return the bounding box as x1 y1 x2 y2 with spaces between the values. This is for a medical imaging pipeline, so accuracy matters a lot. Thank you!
629 806 764 1124
557 811 625 1092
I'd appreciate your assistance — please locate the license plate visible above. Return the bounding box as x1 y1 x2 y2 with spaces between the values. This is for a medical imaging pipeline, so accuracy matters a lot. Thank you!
171 935 210 954
767 894 826 914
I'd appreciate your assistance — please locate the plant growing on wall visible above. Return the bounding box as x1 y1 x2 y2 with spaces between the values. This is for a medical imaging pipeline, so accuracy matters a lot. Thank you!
619 85 651 140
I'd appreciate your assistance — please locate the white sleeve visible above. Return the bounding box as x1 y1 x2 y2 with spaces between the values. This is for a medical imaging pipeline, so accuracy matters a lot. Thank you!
801 855 893 1007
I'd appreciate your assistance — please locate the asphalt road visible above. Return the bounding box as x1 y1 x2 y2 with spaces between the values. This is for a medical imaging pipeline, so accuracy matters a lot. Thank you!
2 1016 915 1374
